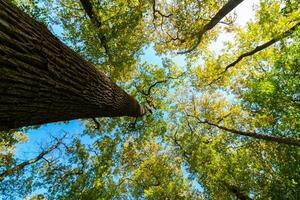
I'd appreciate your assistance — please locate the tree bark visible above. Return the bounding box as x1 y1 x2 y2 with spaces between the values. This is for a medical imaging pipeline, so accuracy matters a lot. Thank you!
0 0 144 131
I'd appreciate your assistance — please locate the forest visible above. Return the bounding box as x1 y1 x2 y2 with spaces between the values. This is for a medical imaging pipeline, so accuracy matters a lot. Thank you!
0 0 299 199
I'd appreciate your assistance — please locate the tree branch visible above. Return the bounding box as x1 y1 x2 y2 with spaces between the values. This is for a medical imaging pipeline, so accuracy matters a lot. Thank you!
207 21 300 86
178 0 244 54
134 73 184 113
152 0 172 20
171 127 191 159
146 73 185 96
189 115 300 146
92 118 100 130
0 139 62 181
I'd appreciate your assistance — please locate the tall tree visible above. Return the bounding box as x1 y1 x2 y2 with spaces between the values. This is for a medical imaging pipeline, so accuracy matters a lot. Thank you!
0 0 144 131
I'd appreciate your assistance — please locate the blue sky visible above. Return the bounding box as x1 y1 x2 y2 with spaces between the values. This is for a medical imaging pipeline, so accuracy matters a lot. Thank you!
15 120 83 160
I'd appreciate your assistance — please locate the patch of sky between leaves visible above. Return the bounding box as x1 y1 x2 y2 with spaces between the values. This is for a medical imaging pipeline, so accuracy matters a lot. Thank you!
15 120 84 160
140 44 186 67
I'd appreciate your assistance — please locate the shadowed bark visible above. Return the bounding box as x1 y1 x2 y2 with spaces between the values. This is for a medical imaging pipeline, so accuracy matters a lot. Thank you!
0 0 144 131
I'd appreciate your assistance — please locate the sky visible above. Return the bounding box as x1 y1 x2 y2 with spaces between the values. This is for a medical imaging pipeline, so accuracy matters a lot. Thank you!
11 0 260 197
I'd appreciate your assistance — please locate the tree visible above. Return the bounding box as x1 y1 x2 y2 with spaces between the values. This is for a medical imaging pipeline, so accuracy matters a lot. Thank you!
1 0 300 199
0 0 144 131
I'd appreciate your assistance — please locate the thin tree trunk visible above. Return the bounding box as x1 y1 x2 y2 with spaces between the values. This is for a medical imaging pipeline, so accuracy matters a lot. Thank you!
79 0 111 58
197 119 300 146
0 0 144 131
178 0 244 54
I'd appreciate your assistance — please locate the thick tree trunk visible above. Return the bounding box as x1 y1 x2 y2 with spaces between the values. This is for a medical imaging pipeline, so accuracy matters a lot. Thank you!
0 0 144 131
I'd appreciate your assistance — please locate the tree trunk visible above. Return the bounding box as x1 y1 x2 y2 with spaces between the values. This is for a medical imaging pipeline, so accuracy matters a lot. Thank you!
0 0 144 131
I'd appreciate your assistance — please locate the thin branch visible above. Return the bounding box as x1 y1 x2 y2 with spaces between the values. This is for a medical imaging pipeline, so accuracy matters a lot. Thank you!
225 22 299 72
92 118 100 130
146 73 185 96
207 21 300 86
189 115 300 146
152 0 172 20
134 82 148 96
178 0 244 54
186 118 194 134
147 79 168 96
165 31 185 43
0 140 62 181
216 112 231 124
134 73 184 113
171 127 190 159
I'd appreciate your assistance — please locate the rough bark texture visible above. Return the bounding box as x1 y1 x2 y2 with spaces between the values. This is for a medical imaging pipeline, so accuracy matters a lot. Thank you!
0 0 144 131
